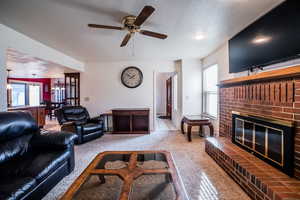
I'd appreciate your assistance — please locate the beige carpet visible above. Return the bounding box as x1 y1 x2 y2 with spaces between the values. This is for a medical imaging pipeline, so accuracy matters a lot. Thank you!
43 131 250 200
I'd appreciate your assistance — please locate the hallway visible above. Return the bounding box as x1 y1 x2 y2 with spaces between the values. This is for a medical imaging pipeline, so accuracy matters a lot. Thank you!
155 117 177 131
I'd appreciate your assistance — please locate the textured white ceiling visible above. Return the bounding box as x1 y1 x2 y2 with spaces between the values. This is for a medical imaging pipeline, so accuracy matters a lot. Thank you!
0 0 284 62
6 49 76 78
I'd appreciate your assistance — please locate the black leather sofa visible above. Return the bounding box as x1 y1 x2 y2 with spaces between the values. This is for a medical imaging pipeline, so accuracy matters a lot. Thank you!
56 106 104 144
0 112 77 200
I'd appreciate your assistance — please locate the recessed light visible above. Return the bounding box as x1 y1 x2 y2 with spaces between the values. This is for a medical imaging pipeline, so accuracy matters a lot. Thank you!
195 34 205 40
252 36 271 44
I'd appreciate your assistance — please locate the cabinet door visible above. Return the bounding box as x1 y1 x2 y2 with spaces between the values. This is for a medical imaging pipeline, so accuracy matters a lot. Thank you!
29 108 38 123
38 108 46 127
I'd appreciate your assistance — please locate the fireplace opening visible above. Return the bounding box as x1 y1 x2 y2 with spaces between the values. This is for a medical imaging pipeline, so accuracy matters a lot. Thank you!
232 111 294 176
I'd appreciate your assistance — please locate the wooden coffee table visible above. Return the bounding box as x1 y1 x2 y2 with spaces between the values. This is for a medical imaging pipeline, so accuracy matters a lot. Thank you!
181 115 214 142
60 151 189 200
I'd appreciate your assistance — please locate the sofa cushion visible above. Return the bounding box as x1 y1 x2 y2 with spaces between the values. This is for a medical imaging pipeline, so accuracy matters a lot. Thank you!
0 112 38 142
0 177 36 200
62 106 90 123
23 150 70 183
82 123 103 134
0 134 33 164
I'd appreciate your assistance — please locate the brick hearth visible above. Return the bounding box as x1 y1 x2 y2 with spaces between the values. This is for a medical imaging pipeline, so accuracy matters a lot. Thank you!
205 138 300 200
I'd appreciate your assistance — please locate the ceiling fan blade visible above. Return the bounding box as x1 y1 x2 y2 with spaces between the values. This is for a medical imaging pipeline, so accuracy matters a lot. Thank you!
120 33 132 47
88 24 123 30
140 30 168 39
134 6 155 26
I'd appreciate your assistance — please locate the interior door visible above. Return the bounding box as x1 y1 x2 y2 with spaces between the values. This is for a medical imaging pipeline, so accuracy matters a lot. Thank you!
166 77 172 119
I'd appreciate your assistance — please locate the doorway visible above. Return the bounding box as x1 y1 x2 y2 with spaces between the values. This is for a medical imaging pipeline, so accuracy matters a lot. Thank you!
155 72 177 131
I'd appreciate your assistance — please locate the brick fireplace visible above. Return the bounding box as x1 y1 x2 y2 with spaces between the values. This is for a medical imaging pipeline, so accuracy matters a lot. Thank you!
219 66 300 179
205 66 300 200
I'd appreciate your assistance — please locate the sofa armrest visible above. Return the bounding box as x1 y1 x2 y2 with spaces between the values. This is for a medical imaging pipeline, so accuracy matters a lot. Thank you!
88 116 104 124
31 132 78 150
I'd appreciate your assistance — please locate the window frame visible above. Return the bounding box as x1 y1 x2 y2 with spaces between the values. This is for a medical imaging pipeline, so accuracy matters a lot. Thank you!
202 64 218 119
10 82 26 107
9 80 43 107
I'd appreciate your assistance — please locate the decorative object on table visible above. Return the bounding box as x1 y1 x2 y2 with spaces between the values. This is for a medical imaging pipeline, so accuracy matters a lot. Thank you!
181 115 214 142
60 151 189 200
0 111 77 200
87 5 168 47
121 67 143 88
56 106 104 144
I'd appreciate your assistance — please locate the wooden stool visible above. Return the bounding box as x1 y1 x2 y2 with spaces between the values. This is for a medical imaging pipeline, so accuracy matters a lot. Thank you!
181 115 214 142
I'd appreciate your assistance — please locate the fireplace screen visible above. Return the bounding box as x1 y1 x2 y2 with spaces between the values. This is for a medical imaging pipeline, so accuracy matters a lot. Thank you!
232 112 294 176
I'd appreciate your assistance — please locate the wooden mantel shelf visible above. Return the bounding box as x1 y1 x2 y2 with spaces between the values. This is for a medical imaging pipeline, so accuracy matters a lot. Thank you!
219 65 300 87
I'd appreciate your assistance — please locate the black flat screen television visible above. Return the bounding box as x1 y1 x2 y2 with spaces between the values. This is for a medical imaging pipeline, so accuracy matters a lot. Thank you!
229 0 300 73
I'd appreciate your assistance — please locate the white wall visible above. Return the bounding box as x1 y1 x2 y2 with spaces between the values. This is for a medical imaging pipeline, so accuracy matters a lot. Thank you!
202 42 231 82
172 60 183 129
182 59 202 115
0 24 84 111
156 73 173 115
80 60 175 131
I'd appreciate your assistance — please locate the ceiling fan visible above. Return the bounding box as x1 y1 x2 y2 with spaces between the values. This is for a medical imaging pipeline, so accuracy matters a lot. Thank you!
88 5 168 47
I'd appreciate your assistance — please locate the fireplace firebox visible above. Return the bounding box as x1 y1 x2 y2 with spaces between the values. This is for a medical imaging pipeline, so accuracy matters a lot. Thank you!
232 111 294 176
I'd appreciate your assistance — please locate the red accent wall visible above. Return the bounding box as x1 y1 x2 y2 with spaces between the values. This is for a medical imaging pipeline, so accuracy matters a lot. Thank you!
8 78 51 101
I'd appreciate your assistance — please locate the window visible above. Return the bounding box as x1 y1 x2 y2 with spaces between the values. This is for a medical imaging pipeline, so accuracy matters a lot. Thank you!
11 83 26 106
203 64 218 118
9 81 42 107
29 85 41 106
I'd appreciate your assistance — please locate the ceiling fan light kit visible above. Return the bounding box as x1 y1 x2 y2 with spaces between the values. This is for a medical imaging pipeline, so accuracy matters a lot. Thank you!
88 5 168 47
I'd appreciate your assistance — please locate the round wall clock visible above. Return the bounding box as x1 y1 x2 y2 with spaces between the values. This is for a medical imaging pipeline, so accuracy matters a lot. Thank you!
121 66 143 88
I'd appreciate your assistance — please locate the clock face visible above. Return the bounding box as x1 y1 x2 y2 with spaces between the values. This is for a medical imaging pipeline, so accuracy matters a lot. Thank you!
121 67 143 88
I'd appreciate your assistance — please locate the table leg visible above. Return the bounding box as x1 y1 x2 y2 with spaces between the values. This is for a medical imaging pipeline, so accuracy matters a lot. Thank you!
181 119 185 134
199 125 204 137
209 123 214 137
165 174 171 183
187 125 192 142
98 174 106 184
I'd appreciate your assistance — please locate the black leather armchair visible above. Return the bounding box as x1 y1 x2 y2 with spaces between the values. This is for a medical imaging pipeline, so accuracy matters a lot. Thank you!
56 106 104 144
0 111 77 200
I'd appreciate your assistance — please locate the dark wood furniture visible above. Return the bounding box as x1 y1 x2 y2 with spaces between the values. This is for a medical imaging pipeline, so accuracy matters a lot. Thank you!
112 108 150 134
181 115 214 142
166 77 172 119
60 151 189 200
8 105 46 127
65 73 80 106
45 101 66 119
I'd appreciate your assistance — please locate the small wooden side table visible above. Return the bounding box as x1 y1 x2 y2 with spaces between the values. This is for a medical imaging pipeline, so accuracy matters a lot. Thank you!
181 115 214 142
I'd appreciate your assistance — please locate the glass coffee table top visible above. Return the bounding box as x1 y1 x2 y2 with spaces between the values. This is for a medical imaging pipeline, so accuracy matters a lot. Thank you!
61 151 189 200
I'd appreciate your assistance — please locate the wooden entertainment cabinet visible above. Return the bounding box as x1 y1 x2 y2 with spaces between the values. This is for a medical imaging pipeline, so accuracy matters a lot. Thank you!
112 108 150 134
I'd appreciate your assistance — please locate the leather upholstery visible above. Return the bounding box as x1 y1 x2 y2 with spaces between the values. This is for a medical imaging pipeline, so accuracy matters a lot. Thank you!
56 106 104 144
0 112 38 142
0 177 36 200
82 123 103 134
0 112 76 200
